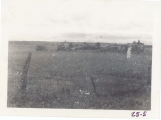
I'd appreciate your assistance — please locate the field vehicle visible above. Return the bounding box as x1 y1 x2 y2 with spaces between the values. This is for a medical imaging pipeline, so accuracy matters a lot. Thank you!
131 43 144 53
100 46 109 52
117 42 144 53
57 44 65 51
107 45 119 52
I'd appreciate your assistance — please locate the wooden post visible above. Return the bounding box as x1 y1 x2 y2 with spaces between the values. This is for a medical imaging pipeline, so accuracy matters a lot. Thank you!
91 76 97 96
21 52 32 90
147 60 152 86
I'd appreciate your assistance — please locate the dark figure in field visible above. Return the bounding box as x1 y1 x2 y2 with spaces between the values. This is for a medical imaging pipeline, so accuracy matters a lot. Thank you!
95 42 101 49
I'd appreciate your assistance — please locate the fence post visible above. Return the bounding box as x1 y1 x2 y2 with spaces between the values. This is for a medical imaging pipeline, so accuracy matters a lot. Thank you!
147 60 152 86
21 52 32 91
91 76 97 96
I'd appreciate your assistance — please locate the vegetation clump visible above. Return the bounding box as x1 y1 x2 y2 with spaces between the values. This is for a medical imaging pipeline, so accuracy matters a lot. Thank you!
36 45 48 51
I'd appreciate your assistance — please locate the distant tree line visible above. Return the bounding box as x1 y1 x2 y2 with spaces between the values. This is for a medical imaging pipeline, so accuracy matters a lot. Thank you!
35 40 150 54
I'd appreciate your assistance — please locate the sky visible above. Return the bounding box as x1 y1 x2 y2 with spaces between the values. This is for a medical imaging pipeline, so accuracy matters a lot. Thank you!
2 0 155 44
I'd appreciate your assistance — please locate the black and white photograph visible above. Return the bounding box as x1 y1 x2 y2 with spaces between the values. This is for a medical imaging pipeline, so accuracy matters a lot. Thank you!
8 40 152 110
1 0 161 118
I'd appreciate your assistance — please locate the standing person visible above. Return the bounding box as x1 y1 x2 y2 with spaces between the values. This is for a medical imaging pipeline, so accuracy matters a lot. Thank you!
127 44 132 59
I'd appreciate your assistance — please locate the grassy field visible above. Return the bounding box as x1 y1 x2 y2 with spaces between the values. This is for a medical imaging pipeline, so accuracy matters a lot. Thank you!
8 43 151 110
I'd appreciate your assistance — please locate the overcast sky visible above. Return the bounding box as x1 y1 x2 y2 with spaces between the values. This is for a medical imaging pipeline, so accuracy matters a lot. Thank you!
2 0 155 44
